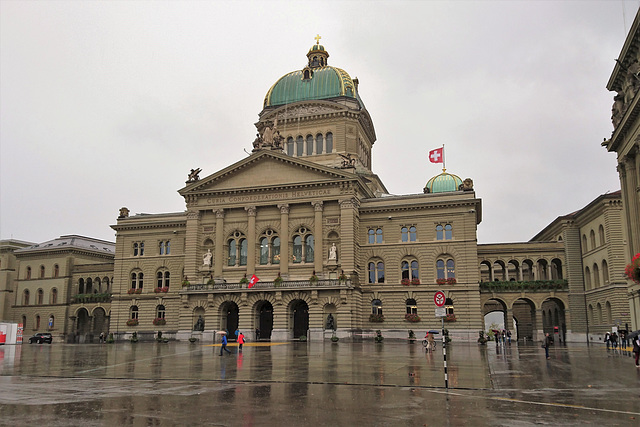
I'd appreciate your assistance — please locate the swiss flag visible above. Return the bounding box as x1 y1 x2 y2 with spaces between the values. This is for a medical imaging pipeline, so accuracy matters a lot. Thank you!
248 274 260 289
429 148 443 163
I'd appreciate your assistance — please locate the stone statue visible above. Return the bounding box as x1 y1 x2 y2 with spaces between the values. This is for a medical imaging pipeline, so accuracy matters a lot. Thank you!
612 92 625 129
187 168 202 182
194 315 205 332
203 249 212 267
253 133 262 150
327 313 335 330
118 207 130 218
262 123 274 145
329 243 337 260
461 178 474 191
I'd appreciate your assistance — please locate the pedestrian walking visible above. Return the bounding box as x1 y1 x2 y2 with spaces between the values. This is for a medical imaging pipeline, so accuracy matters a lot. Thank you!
633 336 640 368
605 332 610 349
99 332 105 344
612 331 618 349
219 333 231 356
543 332 552 359
501 330 506 344
237 331 245 352
235 328 239 341
255 328 260 341
507 330 511 344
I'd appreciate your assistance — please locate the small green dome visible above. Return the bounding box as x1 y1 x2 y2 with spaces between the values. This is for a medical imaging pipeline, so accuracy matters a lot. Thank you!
424 171 463 194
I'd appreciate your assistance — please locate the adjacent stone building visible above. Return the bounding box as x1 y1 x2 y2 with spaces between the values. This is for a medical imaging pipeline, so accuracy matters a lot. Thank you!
604 8 640 330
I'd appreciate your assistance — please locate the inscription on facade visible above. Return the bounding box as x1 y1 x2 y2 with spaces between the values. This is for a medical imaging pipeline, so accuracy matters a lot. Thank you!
206 189 332 205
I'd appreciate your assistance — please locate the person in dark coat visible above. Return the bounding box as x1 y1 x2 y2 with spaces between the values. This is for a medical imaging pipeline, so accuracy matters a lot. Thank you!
543 333 552 359
219 333 231 356
633 336 640 367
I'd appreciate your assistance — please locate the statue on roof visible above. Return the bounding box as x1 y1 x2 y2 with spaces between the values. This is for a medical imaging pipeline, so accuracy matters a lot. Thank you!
187 168 202 182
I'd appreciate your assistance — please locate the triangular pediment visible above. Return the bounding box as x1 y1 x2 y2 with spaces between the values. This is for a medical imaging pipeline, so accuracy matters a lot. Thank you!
179 150 365 197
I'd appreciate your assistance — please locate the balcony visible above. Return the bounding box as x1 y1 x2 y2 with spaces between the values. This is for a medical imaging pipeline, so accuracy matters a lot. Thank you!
70 293 112 304
181 279 354 294
480 280 568 293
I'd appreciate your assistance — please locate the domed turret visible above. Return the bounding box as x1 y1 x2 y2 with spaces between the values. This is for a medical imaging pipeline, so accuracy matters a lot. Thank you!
424 170 463 194
263 35 360 109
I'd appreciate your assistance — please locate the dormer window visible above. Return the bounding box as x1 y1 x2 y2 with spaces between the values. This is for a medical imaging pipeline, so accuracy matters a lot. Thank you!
302 67 313 80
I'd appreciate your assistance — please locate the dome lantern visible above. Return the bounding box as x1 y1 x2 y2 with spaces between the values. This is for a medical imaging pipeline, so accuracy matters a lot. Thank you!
307 34 329 69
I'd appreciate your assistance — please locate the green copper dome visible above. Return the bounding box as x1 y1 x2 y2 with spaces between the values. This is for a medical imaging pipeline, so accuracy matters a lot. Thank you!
424 171 463 194
263 40 362 109
264 66 357 108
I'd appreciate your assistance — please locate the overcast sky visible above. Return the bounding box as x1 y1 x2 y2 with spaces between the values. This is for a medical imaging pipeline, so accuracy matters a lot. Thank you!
1 1 635 245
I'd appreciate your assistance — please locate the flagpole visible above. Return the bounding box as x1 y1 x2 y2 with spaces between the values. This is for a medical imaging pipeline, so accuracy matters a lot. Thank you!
442 144 446 172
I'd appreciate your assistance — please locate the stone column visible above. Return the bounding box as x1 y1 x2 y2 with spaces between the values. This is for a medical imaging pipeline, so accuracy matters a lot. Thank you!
214 209 225 278
278 204 290 276
313 201 324 275
622 154 640 255
505 308 514 333
534 309 544 342
490 263 495 281
339 198 359 274
246 206 256 276
184 210 201 283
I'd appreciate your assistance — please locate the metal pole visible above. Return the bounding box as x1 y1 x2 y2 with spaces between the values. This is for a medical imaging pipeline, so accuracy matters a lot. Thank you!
442 317 448 389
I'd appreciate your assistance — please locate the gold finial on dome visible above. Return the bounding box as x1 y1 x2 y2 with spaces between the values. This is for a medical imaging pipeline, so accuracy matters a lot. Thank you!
314 34 321 45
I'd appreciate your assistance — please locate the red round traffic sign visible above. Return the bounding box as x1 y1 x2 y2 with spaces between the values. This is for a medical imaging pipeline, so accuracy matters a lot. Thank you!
434 291 446 307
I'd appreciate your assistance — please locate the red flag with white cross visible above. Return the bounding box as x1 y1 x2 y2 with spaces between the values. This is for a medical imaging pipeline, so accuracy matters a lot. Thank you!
429 147 444 163
248 274 260 289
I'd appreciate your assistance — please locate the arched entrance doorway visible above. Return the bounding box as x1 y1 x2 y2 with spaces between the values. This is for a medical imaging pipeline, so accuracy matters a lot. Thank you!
222 301 239 340
93 307 108 338
76 308 91 343
512 298 536 341
482 298 508 340
291 300 309 339
542 297 566 342
256 301 273 340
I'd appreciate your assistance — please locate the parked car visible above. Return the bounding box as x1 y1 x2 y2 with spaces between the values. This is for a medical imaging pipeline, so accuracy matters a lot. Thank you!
28 333 52 344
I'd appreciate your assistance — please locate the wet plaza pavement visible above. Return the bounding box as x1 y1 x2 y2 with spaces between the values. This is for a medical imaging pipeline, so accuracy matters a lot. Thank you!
0 339 639 426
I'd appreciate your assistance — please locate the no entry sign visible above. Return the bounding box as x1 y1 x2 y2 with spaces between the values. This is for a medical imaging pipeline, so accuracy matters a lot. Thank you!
434 291 446 308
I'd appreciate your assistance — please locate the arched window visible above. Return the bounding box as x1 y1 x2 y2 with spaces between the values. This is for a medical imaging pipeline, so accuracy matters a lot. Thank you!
227 231 247 266
23 289 30 305
326 132 333 153
36 289 43 305
368 228 383 244
401 259 419 280
292 227 313 263
590 230 596 250
445 297 455 317
130 271 143 290
104 277 110 292
35 315 40 330
130 306 139 320
156 304 166 320
40 265 45 278
159 240 171 255
596 303 602 324
156 270 170 289
585 266 591 290
133 242 144 256
21 315 26 329
287 137 294 155
48 315 54 329
445 224 453 240
368 261 385 283
406 298 417 315
605 301 612 324
78 278 85 294
306 134 313 155
401 226 416 242
436 257 455 280
602 260 609 285
259 232 279 265
50 288 58 304
588 304 594 324
593 263 600 287
316 133 323 154
581 234 587 252
54 264 59 278
26 266 31 280
296 135 304 156
371 299 383 315
598 225 605 246
86 277 93 294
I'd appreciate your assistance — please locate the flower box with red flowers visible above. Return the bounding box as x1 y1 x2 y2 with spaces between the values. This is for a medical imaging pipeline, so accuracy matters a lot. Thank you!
161 287 169 293
154 287 162 293
369 313 385 322
625 253 640 284
446 278 457 285
411 278 420 285
127 288 135 294
436 278 447 285
405 313 421 322
152 318 166 326
401 278 410 286
134 288 142 294
126 319 139 326
443 314 456 322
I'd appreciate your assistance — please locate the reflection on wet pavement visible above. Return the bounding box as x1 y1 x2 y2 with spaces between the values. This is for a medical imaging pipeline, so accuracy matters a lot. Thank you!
0 340 638 426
